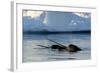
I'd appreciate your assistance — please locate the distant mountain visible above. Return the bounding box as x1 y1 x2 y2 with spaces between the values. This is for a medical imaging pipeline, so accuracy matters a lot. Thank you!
23 11 91 32
23 12 47 32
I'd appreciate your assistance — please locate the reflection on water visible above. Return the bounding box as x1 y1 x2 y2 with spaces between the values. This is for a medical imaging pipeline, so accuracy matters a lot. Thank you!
22 33 91 62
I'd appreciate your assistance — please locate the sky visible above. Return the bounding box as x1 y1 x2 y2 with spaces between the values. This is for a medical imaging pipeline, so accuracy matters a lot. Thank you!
23 10 90 18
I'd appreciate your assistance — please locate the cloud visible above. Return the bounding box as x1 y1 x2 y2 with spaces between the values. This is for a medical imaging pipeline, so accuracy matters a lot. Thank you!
23 10 43 18
73 12 91 18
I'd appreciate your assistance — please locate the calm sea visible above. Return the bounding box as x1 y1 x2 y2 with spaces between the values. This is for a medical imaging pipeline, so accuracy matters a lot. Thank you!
22 33 91 62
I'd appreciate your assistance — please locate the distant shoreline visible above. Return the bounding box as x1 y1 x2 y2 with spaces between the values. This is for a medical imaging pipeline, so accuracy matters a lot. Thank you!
23 30 91 34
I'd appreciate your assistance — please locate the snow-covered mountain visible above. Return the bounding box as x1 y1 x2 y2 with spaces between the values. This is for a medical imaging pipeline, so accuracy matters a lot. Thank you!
23 12 47 32
23 11 91 32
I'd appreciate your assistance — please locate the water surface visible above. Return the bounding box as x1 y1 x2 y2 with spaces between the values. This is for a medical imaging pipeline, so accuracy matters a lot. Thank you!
22 33 91 62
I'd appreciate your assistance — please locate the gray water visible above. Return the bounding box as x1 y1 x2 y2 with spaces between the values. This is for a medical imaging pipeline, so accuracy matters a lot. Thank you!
22 33 91 62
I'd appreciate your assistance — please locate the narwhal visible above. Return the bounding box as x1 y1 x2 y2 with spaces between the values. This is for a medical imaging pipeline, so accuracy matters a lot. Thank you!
37 39 82 52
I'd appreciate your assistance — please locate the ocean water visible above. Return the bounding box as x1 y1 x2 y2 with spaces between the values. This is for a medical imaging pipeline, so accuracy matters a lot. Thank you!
22 33 91 62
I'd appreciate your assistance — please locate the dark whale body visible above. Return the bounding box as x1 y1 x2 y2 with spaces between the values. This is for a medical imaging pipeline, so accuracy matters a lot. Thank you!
51 45 67 51
37 39 82 52
68 44 82 52
51 44 82 52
